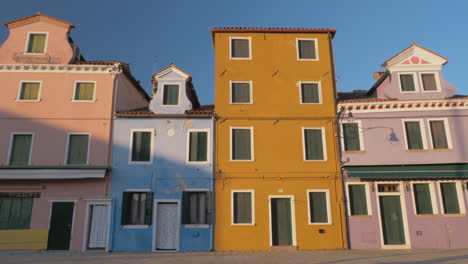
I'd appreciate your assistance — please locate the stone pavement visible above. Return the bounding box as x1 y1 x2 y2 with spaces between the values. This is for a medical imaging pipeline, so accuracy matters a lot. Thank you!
3 249 468 264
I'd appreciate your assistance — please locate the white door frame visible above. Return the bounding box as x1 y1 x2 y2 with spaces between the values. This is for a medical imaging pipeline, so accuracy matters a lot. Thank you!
375 182 411 249
268 195 297 247
81 199 112 252
152 199 180 252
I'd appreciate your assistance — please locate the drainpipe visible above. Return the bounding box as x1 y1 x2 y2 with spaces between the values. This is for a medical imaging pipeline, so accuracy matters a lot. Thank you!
210 115 216 251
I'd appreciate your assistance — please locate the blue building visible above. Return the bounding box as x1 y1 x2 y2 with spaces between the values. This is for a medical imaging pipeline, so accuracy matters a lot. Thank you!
109 64 214 252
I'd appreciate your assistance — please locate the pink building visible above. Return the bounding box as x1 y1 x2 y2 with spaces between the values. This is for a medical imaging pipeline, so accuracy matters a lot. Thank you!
0 13 149 251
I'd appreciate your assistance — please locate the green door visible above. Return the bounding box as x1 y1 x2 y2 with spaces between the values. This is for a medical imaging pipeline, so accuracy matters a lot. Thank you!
271 198 293 246
47 202 74 250
379 196 406 245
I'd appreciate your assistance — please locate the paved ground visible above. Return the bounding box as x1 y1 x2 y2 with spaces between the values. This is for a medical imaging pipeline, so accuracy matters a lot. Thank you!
3 249 468 264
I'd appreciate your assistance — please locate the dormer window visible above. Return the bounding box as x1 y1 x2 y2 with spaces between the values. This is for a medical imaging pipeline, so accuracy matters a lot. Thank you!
399 73 417 92
26 33 47 54
162 84 180 105
421 73 438 92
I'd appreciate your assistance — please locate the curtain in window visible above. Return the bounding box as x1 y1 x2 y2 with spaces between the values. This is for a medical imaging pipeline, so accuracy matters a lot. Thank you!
189 192 206 224
231 39 249 58
27 34 46 53
233 192 252 224
232 83 250 103
405 122 424 149
413 184 433 214
20 83 40 100
349 185 368 215
298 40 316 59
132 132 151 161
430 121 449 149
9 135 32 166
400 74 416 92
232 129 251 160
440 183 460 214
74 83 95 100
163 85 179 105
67 135 89 165
422 74 437 91
0 198 33 230
301 83 319 103
304 129 324 160
309 192 328 223
189 132 207 162
343 123 360 151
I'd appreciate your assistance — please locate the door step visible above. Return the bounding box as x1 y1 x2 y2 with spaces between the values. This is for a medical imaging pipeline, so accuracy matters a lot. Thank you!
270 246 297 251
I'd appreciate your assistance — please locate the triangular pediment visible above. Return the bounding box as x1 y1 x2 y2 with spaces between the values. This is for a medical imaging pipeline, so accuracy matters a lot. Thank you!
4 13 74 29
153 63 190 80
383 44 448 70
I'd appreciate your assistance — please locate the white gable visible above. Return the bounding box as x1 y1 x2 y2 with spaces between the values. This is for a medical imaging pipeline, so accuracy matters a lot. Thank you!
154 66 189 80
383 45 448 72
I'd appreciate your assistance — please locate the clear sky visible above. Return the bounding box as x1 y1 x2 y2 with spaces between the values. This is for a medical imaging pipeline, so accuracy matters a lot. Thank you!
1 0 467 105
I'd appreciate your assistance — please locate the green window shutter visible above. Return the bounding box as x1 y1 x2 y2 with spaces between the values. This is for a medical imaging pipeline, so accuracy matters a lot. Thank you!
131 131 151 162
232 129 252 160
298 40 316 59
205 191 212 225
309 192 328 223
27 34 46 53
348 185 368 215
144 192 153 225
232 83 251 103
121 192 131 225
413 184 433 214
20 83 40 100
189 132 208 162
74 83 95 100
430 121 449 149
231 39 249 58
440 183 460 214
301 83 319 103
67 135 89 165
304 129 324 160
181 192 189 224
163 85 179 105
9 134 33 166
422 73 437 91
233 192 252 224
400 74 416 92
405 122 424 150
343 123 361 151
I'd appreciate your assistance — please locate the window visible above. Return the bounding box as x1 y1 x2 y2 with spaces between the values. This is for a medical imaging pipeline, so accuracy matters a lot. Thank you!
121 192 153 225
399 73 417 92
162 84 179 105
421 73 438 91
297 39 317 60
130 130 153 163
230 81 252 104
412 183 436 215
182 191 211 225
188 130 208 162
308 190 331 224
300 82 320 104
232 191 254 225
8 134 33 166
231 127 253 161
303 128 326 161
230 37 251 59
403 120 425 150
66 134 89 165
428 119 450 149
439 182 463 214
18 82 40 101
26 33 46 54
73 82 95 101
342 122 362 151
347 184 370 216
0 198 33 230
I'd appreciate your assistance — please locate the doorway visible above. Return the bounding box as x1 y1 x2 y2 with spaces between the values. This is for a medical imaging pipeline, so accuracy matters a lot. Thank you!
153 200 180 251
269 196 296 247
86 203 110 250
47 202 74 250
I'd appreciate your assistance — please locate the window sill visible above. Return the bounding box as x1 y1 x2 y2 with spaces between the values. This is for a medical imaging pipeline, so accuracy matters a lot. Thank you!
441 213 465 217
432 149 454 152
123 225 149 229
72 100 96 103
349 215 372 219
308 222 332 226
231 223 255 226
298 58 319 61
344 150 365 154
415 214 438 217
406 149 429 152
230 57 251 60
183 224 209 229
15 99 41 102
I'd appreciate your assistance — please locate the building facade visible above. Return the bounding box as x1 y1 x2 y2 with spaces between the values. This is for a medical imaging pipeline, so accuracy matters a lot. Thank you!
109 64 214 252
213 28 347 250
0 13 149 251
339 44 468 249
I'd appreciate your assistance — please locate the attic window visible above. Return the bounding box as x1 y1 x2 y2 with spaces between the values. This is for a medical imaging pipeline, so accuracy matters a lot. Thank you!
399 73 416 92
162 84 179 105
421 73 438 91
26 33 47 54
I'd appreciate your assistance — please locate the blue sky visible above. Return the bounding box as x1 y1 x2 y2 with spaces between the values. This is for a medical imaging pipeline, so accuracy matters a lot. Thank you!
1 0 467 104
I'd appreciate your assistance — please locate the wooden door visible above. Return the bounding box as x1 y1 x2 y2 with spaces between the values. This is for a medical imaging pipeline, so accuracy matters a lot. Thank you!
47 202 74 250
155 202 178 250
379 196 406 245
87 205 109 249
271 198 293 246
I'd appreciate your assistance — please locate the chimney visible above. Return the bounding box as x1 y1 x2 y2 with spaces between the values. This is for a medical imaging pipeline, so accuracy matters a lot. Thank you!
373 71 385 80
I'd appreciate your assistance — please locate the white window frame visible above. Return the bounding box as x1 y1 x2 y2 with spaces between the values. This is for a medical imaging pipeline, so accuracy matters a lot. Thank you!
296 38 319 61
340 120 365 152
24 32 48 55
437 181 465 215
64 133 91 165
16 80 42 102
306 189 332 225
402 119 427 150
231 190 255 226
426 118 453 150
398 72 419 93
298 81 322 104
229 127 254 162
128 129 155 165
229 36 252 60
420 72 442 93
7 132 34 166
345 182 372 216
161 83 181 106
410 181 438 215
302 127 327 162
72 81 97 102
230 80 253 104
186 128 210 164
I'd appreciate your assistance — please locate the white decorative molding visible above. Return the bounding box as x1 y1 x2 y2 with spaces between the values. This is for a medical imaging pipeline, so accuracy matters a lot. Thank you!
0 63 121 74
338 99 468 113
0 169 107 179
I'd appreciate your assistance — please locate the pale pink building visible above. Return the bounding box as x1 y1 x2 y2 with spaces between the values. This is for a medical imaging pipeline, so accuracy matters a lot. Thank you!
0 13 149 251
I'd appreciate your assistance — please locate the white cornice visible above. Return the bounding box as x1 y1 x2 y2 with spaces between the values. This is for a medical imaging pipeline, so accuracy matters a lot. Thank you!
0 63 121 74
0 169 106 179
338 99 468 113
